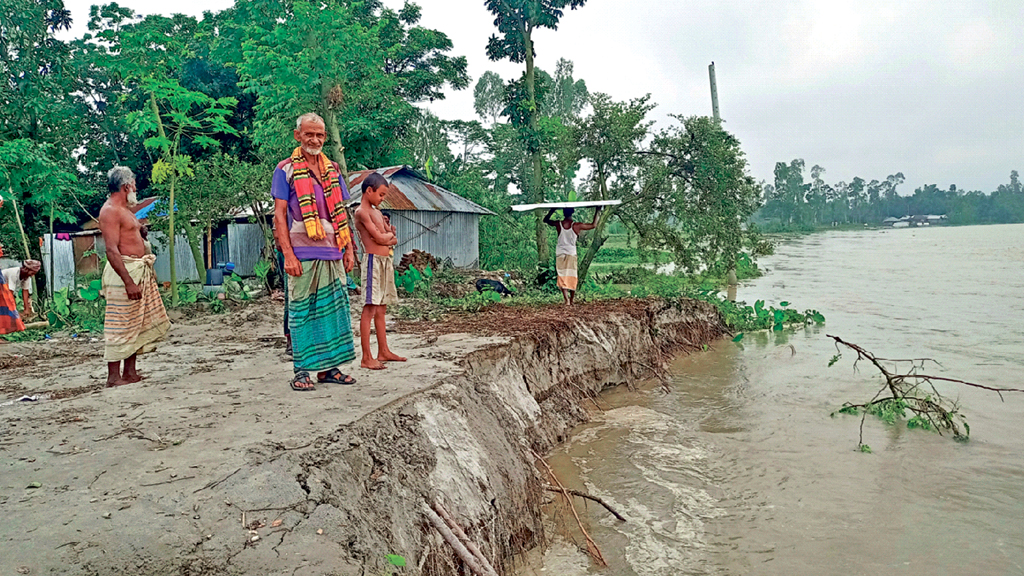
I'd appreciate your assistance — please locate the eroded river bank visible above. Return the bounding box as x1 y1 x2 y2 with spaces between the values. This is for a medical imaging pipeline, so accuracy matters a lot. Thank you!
1 298 726 575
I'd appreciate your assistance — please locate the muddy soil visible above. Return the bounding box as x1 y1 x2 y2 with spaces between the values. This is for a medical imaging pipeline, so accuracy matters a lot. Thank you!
0 296 726 575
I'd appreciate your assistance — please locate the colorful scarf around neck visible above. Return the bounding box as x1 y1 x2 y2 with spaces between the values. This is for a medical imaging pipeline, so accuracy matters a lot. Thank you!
290 147 352 251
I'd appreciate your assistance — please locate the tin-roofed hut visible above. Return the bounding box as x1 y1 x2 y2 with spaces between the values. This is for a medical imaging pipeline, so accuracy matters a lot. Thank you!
347 166 494 268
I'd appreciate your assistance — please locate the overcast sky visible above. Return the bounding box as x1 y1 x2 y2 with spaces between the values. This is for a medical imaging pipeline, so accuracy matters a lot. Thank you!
63 0 1023 194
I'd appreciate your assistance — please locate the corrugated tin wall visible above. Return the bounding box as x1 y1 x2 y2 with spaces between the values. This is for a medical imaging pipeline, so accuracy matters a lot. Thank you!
385 211 480 268
97 233 200 283
41 235 76 295
227 223 265 277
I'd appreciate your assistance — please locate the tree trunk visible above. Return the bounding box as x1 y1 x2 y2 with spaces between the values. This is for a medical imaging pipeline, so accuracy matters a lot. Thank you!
8 193 38 298
323 107 350 182
149 92 178 305
523 27 548 267
168 173 178 306
576 208 615 285
179 219 207 283
49 202 55 298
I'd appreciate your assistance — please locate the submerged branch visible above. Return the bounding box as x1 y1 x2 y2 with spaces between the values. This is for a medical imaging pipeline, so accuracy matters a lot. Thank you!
827 334 1017 447
542 485 627 522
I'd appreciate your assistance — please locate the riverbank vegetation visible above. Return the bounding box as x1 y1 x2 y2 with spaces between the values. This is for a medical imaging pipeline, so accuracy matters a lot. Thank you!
758 159 1024 230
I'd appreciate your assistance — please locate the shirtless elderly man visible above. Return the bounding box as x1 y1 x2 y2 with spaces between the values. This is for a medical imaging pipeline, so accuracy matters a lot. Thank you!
98 166 170 387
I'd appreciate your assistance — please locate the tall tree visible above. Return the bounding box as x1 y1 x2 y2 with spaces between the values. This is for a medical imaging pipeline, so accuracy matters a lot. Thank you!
235 0 467 175
626 116 762 274
485 0 588 266
473 70 505 125
570 92 654 282
127 79 238 302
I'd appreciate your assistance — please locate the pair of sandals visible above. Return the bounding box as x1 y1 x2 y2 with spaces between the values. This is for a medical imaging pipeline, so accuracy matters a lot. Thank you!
290 368 356 391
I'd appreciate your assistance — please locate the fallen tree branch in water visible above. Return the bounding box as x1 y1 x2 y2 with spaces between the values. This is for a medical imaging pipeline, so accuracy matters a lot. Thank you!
532 450 608 567
827 334 1024 450
543 485 627 522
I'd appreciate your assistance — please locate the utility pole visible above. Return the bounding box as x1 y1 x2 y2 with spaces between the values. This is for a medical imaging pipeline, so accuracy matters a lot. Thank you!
708 62 721 123
709 62 738 289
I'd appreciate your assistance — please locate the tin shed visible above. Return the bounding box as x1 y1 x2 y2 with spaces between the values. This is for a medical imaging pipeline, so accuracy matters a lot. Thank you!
347 166 495 268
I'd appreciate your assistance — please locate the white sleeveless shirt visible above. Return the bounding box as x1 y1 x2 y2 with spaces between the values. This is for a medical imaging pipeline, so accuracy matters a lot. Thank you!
556 223 577 256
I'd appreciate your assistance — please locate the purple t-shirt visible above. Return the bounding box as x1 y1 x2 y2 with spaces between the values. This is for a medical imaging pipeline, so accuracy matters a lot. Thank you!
271 165 351 261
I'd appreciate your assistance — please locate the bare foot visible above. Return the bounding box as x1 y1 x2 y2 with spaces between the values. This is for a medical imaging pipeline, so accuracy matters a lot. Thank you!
123 373 145 383
106 378 131 388
379 351 406 362
361 357 388 370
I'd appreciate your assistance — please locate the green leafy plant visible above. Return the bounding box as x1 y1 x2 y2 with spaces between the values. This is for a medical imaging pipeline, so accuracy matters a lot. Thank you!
254 259 272 288
225 273 255 301
396 265 433 296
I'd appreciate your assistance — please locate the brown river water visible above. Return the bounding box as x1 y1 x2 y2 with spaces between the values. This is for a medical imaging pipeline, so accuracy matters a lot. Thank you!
522 223 1024 575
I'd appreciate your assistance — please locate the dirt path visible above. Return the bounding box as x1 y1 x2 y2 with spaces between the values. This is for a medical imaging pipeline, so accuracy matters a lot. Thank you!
0 300 506 575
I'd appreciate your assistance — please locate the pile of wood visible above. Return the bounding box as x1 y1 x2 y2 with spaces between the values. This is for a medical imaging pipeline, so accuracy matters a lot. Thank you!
396 249 438 274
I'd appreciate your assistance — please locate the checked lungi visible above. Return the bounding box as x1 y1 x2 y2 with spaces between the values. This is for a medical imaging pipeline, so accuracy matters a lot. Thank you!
103 255 170 362
288 260 356 373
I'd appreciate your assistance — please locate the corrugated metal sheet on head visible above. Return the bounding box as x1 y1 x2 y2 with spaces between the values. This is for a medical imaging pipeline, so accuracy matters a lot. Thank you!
347 166 494 215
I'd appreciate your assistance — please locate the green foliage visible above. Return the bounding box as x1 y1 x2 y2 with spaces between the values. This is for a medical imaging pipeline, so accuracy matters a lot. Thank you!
396 265 432 296
253 259 272 289
859 444 872 454
45 285 104 333
235 0 467 168
907 416 932 431
385 554 406 567
225 272 256 301
78 280 102 301
693 290 826 334
867 398 908 425
0 328 46 343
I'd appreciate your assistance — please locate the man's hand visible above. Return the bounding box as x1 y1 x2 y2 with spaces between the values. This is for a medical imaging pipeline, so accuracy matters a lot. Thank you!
284 254 303 277
343 248 355 273
126 280 143 301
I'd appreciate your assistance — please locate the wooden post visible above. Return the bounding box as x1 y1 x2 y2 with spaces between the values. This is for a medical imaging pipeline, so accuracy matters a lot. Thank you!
8 193 39 299
49 202 55 297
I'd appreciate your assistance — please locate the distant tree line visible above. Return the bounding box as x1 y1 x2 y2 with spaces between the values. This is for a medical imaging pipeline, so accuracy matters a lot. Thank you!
758 160 1024 229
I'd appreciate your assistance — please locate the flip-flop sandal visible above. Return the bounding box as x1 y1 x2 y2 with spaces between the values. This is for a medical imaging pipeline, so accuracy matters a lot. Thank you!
318 368 356 385
290 372 316 392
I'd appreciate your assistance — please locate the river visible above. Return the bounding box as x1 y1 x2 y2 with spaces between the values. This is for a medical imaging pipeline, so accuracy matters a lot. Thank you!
522 223 1024 575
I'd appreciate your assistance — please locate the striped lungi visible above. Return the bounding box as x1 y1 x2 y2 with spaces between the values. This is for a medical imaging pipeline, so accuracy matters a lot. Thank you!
0 282 25 335
289 259 356 373
103 255 170 362
556 253 578 291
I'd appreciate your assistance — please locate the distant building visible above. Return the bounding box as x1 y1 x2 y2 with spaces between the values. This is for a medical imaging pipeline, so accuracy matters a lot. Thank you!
347 166 495 268
883 214 947 228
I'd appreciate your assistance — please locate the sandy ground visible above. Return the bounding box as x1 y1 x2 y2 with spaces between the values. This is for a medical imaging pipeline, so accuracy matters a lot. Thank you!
0 298 507 575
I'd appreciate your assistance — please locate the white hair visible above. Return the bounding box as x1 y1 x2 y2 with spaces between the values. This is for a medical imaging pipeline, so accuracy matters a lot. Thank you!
107 165 135 193
296 113 325 130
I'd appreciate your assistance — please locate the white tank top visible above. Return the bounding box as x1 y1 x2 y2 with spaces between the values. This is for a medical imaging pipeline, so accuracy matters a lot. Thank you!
556 223 577 256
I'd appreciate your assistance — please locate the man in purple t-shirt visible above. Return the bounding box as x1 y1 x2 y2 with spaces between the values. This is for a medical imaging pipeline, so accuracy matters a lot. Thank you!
272 113 358 391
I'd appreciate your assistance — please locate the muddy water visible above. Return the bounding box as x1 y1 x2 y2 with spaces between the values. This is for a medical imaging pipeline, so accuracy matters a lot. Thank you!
527 224 1024 575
